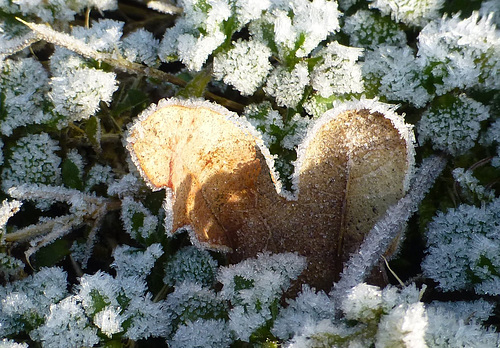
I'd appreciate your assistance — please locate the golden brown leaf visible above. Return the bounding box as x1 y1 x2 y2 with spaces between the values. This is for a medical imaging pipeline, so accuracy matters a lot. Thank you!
126 98 415 290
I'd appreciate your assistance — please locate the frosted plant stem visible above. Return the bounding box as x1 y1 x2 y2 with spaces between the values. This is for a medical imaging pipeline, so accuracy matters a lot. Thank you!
0 32 37 57
331 154 447 303
4 215 77 243
16 18 245 111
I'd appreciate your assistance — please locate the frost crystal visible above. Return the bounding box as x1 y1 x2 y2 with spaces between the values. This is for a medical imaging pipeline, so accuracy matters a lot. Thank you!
85 164 114 191
233 0 271 25
480 0 500 26
310 42 364 98
0 253 24 280
418 94 490 156
0 339 28 348
122 29 159 67
93 305 124 338
158 0 229 71
264 62 309 108
375 302 428 347
112 244 163 279
11 0 78 22
107 173 142 197
76 271 121 316
425 305 500 347
124 293 170 340
341 283 383 322
363 45 431 107
163 246 218 287
422 198 500 294
1 133 61 193
249 0 340 59
77 0 118 12
169 319 233 348
343 10 407 49
428 300 495 324
120 197 159 241
213 39 272 95
50 65 117 124
272 285 335 340
370 0 445 27
6 0 117 22
0 267 68 337
0 58 52 136
0 199 21 235
417 12 500 94
452 168 495 202
33 296 99 348
165 281 227 338
71 19 123 53
218 252 306 341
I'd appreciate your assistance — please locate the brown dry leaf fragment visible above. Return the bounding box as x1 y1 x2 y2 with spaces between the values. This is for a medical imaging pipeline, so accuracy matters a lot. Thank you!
126 98 415 291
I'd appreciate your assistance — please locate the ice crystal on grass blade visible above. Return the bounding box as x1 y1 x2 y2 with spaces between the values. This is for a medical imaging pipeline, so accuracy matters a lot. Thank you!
341 283 383 322
84 164 114 191
480 0 500 26
370 0 445 27
375 302 427 347
422 198 500 295
163 246 218 287
74 246 168 340
428 299 495 324
0 58 52 136
288 283 429 347
213 39 272 96
1 133 61 193
417 12 500 95
418 94 490 156
10 0 78 23
0 253 24 280
76 271 121 316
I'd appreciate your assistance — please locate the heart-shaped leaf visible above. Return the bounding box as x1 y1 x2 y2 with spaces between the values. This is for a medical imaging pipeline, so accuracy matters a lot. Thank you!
126 98 415 290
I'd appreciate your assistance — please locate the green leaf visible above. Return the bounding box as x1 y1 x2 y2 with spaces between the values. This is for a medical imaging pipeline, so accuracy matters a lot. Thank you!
85 115 101 150
62 158 83 190
176 68 212 98
131 211 146 232
32 238 70 268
